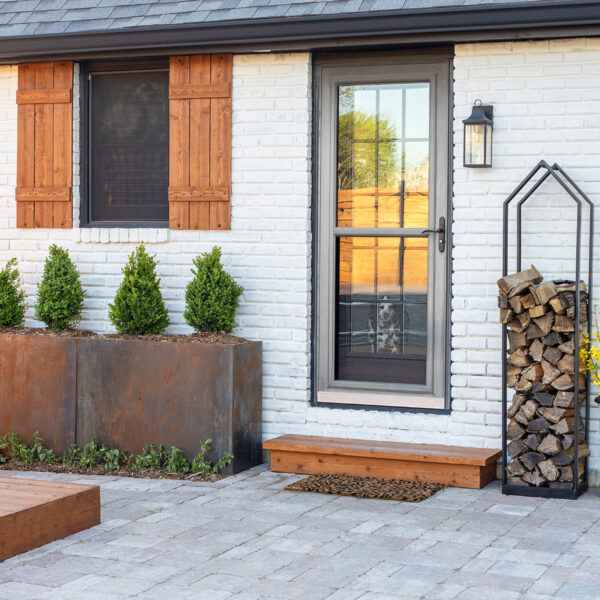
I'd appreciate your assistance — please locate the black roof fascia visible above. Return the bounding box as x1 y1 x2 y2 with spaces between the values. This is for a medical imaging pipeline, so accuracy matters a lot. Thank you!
1 0 600 63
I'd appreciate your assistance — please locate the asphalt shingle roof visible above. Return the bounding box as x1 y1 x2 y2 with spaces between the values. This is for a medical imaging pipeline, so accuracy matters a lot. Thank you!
0 0 556 38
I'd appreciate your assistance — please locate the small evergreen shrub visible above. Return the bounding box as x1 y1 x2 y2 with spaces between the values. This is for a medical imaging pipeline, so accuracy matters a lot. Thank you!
109 245 169 335
184 246 244 334
34 245 84 330
0 258 26 327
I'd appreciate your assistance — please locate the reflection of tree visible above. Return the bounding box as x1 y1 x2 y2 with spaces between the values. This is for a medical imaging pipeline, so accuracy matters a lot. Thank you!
337 88 401 191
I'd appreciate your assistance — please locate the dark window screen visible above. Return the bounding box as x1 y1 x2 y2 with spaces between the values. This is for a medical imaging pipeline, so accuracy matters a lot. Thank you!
89 70 169 223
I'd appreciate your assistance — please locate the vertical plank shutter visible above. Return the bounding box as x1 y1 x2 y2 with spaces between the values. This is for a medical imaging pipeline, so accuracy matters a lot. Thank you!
169 55 232 230
16 62 73 229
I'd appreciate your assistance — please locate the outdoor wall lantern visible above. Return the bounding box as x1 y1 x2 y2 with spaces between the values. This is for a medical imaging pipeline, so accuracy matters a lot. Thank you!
463 99 494 168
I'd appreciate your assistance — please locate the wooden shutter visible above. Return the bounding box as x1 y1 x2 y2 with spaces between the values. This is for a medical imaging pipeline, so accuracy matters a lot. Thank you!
169 55 232 230
16 62 73 229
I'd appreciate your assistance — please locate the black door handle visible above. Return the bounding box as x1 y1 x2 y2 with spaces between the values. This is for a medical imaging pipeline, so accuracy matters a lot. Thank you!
421 216 446 253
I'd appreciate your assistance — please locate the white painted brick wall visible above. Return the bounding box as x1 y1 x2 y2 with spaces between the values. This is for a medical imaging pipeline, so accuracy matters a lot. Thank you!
1 43 600 485
0 54 315 436
453 38 600 485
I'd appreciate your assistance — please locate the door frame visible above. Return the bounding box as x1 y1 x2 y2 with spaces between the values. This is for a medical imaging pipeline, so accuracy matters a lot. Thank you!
311 50 454 412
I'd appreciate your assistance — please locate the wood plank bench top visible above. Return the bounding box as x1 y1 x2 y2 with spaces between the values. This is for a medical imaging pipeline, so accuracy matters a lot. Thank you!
264 435 501 466
0 477 100 561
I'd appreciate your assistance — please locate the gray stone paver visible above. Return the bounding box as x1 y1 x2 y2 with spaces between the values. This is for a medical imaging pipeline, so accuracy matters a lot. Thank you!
0 466 599 599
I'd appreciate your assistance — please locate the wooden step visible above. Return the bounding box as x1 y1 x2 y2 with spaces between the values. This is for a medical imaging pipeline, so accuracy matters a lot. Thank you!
0 477 100 562
264 435 501 489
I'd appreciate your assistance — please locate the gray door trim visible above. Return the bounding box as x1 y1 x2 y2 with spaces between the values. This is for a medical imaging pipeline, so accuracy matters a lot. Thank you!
313 54 451 410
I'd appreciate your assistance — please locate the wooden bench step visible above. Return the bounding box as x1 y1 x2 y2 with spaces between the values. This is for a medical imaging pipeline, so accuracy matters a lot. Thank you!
264 435 501 489
0 477 100 562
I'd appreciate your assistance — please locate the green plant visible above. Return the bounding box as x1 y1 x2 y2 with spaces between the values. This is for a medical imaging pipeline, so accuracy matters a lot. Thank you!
1 433 34 465
34 244 85 330
128 444 166 473
165 446 190 474
31 432 58 465
184 246 244 334
191 439 234 475
0 258 26 327
102 448 122 471
109 244 169 335
62 444 82 466
0 437 7 464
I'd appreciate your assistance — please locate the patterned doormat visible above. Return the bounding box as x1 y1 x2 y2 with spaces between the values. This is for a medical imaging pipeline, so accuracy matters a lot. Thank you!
284 473 446 502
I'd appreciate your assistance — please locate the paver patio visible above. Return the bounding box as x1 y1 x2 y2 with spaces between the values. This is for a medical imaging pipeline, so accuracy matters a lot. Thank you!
0 465 599 600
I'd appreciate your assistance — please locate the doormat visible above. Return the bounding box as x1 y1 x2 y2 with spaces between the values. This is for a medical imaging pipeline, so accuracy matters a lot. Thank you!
285 473 446 502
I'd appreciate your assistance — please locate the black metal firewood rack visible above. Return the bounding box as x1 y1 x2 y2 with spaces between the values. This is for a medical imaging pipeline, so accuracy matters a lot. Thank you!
502 160 594 499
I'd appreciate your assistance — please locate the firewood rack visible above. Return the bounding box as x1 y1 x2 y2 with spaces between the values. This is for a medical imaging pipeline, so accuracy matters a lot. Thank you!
501 160 594 499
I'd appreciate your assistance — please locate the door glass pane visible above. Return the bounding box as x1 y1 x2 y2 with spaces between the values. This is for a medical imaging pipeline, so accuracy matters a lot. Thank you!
336 236 428 385
337 83 430 229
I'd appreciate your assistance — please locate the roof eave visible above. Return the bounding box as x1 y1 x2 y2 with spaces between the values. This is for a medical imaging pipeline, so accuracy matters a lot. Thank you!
1 0 600 63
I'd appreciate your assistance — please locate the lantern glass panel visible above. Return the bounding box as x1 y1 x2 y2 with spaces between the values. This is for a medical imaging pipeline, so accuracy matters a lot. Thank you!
465 123 486 166
485 123 492 166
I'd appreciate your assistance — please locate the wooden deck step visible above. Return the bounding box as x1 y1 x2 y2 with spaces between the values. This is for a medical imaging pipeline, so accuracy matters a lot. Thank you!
264 435 502 489
0 477 100 562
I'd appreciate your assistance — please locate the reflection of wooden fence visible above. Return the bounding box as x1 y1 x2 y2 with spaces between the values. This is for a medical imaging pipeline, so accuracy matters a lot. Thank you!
337 187 428 228
338 188 428 295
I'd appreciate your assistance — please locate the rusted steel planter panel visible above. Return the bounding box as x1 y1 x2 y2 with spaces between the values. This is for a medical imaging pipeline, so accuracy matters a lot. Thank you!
0 333 262 474
76 338 262 473
0 334 76 455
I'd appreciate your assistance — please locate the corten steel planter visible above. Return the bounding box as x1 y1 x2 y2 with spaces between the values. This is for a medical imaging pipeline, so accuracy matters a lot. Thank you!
0 332 262 474
76 338 262 474
0 333 77 455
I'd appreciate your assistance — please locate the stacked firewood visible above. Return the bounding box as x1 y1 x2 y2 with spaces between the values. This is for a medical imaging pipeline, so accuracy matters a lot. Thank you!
498 265 590 488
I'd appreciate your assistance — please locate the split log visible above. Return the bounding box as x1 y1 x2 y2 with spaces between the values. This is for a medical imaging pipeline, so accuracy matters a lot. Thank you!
554 451 573 467
498 293 509 309
526 323 545 340
507 394 527 418
565 444 591 459
549 296 567 315
515 410 530 426
557 353 576 375
542 331 565 347
522 469 546 486
527 417 549 433
524 434 541 451
508 439 528 459
537 434 562 456
542 346 563 365
509 295 524 314
554 391 575 409
508 330 528 352
551 374 574 391
558 339 574 354
528 338 545 362
541 359 561 385
506 458 527 477
529 304 548 319
522 363 543 382
514 378 533 393
520 452 545 470
534 391 555 407
500 308 514 324
538 458 559 481
538 407 573 424
497 265 542 295
562 432 586 451
551 416 584 436
508 419 526 440
534 312 554 336
508 348 532 367
521 293 536 309
521 399 538 420
554 315 575 333
535 281 558 304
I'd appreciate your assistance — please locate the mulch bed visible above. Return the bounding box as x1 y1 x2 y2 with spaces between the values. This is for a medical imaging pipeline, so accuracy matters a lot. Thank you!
0 462 226 482
0 327 247 345
285 473 446 502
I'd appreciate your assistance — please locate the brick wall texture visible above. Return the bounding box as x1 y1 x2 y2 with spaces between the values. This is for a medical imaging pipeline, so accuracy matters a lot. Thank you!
0 41 599 484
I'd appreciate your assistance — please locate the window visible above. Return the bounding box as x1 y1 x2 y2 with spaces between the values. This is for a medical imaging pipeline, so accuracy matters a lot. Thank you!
82 61 170 226
315 54 450 410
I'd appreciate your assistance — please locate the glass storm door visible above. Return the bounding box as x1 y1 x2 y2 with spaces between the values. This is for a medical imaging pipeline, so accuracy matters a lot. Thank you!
316 57 449 409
